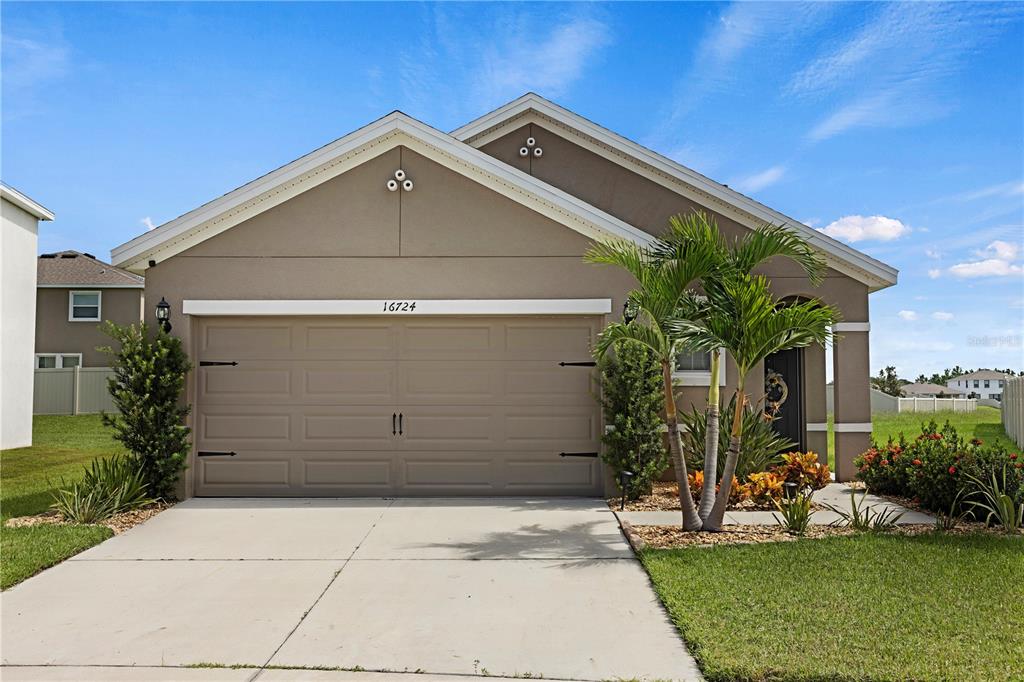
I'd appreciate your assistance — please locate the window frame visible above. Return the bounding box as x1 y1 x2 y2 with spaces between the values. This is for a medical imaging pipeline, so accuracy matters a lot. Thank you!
672 349 727 386
68 290 102 322
35 353 83 369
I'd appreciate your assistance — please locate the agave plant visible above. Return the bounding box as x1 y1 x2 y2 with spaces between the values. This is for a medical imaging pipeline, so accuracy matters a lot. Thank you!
965 465 1024 532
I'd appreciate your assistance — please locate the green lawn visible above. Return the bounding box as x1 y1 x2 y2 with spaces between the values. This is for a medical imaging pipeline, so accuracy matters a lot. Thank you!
826 406 1015 470
643 533 1024 682
1 415 122 589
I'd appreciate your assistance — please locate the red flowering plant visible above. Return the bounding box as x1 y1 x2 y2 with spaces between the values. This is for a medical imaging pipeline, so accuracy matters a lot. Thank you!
855 419 1024 515
853 437 911 495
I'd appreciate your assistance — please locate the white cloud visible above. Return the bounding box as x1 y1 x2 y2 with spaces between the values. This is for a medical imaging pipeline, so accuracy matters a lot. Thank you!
1 35 69 90
948 240 1024 279
898 310 918 321
734 165 786 193
931 311 954 321
954 180 1024 202
925 248 941 259
796 4 1020 141
140 217 156 231
928 269 942 279
818 215 911 243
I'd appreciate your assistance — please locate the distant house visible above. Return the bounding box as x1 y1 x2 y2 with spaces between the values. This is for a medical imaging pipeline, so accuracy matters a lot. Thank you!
36 251 144 368
946 370 1011 401
901 382 950 398
2 184 54 449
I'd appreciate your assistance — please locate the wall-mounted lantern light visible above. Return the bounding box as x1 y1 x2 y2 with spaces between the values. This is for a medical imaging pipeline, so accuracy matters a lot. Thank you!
156 297 172 333
623 300 638 324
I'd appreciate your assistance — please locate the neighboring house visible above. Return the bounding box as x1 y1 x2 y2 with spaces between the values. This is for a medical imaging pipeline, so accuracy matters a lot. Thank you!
111 93 897 498
902 382 951 398
1 184 54 449
946 370 1011 401
36 251 144 368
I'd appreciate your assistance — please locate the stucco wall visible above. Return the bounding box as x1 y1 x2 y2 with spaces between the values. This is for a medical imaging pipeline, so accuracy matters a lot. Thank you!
35 287 144 366
1 199 40 448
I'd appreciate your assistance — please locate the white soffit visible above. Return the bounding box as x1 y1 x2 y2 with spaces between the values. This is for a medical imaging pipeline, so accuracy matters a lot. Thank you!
182 298 613 316
453 93 899 292
111 113 654 273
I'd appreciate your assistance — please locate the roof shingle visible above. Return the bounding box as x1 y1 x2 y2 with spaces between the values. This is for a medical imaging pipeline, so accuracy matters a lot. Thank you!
38 251 144 287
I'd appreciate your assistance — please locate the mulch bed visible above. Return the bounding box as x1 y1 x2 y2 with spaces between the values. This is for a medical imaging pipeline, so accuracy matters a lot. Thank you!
4 502 172 535
609 480 821 512
630 521 1021 550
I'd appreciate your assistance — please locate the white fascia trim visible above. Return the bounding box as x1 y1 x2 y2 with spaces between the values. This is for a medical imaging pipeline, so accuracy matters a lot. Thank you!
833 422 873 433
453 94 898 292
0 183 55 221
38 284 144 289
182 298 613 317
833 322 870 332
111 113 654 272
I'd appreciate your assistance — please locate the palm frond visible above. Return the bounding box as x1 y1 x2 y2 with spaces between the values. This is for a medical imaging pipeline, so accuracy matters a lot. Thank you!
593 321 672 361
583 239 651 283
732 224 827 285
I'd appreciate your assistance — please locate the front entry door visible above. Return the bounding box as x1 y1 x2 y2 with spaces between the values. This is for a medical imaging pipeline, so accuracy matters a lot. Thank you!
764 348 805 452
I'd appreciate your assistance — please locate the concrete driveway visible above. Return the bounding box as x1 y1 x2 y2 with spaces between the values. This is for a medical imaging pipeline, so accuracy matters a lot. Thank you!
0 498 701 682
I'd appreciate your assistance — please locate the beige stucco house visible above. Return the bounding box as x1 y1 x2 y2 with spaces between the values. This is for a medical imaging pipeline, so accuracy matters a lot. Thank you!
111 94 897 498
36 251 144 368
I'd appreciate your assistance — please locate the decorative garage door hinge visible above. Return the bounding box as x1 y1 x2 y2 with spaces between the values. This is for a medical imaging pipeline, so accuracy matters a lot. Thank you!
197 451 237 457
559 452 598 458
558 361 596 367
199 361 238 366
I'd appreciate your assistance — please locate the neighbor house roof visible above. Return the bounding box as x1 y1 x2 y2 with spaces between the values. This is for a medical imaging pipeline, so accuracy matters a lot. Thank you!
901 383 949 395
38 251 144 288
949 370 1010 382
453 93 898 292
111 111 655 272
1 183 55 221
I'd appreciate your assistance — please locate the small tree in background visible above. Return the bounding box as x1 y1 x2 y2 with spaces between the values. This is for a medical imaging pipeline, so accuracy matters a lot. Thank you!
598 340 667 500
100 323 192 500
871 365 905 397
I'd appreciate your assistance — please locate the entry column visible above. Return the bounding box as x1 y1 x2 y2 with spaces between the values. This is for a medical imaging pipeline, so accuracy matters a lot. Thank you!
832 322 871 481
803 344 828 466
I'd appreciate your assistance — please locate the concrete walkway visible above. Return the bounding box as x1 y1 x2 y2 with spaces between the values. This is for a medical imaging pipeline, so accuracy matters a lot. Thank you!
0 498 702 682
617 483 934 527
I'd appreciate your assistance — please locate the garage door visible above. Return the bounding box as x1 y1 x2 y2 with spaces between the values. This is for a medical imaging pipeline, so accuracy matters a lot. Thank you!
193 316 603 496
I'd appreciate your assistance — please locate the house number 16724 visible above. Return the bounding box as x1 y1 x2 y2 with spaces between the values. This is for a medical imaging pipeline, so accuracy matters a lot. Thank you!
382 301 417 312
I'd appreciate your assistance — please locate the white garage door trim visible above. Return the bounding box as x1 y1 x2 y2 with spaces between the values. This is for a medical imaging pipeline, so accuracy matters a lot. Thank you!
182 298 612 316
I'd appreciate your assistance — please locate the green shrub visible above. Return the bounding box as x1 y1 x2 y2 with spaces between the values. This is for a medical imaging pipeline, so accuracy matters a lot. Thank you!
101 323 192 500
51 455 153 523
966 464 1024 532
598 340 667 500
855 419 1024 516
680 394 794 481
824 490 905 532
772 487 814 535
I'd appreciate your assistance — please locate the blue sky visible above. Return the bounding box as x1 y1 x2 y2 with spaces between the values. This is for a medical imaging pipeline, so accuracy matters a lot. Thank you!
3 2 1022 379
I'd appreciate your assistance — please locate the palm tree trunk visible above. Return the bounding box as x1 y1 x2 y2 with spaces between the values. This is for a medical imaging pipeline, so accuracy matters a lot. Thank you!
698 351 721 521
704 384 745 531
663 360 703 531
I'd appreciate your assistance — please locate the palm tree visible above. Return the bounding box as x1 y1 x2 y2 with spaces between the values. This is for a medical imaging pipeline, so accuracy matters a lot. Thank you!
672 272 840 530
655 213 832 523
585 237 718 531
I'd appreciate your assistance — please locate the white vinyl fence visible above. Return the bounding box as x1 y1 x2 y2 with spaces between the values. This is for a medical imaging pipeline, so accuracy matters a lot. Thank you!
33 367 116 415
897 397 976 413
1003 376 1024 448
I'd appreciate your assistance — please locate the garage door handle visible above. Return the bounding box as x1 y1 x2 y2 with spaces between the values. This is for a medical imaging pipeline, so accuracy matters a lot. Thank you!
392 413 397 435
398 413 404 435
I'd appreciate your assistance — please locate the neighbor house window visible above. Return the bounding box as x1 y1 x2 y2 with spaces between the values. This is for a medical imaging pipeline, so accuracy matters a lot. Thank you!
973 380 980 388
984 380 990 388
69 291 101 321
35 353 82 369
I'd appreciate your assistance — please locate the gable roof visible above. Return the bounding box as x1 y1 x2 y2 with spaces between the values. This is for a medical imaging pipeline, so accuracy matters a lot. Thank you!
39 250 144 288
111 112 655 272
1 183 55 221
901 382 949 395
453 93 898 292
950 370 1010 382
